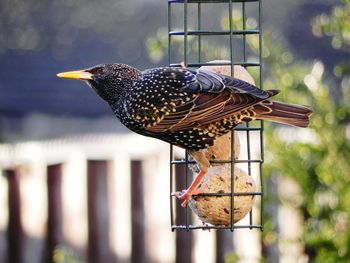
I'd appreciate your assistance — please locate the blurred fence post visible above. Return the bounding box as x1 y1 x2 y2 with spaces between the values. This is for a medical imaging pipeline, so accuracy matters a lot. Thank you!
45 164 63 263
87 160 112 263
262 175 279 262
4 168 23 263
175 164 193 263
130 160 146 263
216 231 234 263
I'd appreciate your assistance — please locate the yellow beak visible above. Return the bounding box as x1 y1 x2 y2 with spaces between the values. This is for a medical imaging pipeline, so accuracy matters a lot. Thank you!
56 70 93 80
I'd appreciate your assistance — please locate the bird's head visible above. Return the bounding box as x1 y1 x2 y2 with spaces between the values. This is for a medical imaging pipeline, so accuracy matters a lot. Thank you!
57 63 141 102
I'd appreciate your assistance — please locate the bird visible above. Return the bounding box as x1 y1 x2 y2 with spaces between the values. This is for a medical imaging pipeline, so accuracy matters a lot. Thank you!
57 63 312 207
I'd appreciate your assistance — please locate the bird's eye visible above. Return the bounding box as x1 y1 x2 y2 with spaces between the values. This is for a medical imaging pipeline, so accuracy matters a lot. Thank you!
90 67 105 75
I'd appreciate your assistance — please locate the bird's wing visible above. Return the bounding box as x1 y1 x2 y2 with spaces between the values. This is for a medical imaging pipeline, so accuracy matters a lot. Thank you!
184 68 270 99
127 67 277 132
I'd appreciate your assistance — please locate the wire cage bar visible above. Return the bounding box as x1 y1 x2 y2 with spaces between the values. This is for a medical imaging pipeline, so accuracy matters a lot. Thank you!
169 0 263 231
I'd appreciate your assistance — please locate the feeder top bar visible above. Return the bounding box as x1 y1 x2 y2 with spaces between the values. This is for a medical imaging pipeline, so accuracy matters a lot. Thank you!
169 29 259 36
169 62 260 68
168 0 260 3
171 224 263 231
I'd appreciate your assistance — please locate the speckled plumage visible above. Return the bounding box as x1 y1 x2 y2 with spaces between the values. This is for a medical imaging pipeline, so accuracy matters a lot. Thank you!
79 63 285 151
58 63 312 151
58 63 312 207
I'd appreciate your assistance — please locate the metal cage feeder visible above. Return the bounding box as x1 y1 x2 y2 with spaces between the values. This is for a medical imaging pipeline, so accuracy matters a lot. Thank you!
168 0 264 231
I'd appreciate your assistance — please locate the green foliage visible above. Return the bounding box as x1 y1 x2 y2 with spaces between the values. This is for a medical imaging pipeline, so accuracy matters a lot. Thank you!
224 251 240 263
261 1 350 260
312 0 350 51
52 246 84 263
0 0 163 62
262 33 350 261
146 28 168 63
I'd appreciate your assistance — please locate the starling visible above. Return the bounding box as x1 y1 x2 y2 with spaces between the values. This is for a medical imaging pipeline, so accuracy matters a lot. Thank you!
57 63 312 207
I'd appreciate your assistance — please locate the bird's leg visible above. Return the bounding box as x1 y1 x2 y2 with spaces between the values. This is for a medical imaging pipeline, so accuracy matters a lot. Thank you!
173 151 210 207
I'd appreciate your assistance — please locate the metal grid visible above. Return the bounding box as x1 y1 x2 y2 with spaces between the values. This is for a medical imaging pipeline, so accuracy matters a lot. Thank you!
169 0 264 231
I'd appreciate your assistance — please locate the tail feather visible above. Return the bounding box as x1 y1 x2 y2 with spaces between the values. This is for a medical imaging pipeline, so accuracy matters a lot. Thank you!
254 100 313 128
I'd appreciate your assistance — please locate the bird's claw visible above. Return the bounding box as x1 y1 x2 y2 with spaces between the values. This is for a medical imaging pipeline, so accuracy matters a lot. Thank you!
173 190 193 208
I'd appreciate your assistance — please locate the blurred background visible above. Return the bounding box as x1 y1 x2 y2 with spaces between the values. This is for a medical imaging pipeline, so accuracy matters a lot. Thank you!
0 0 349 262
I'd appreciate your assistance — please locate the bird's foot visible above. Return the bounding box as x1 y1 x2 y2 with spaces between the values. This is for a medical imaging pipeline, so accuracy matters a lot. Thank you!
173 169 207 208
173 189 198 208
